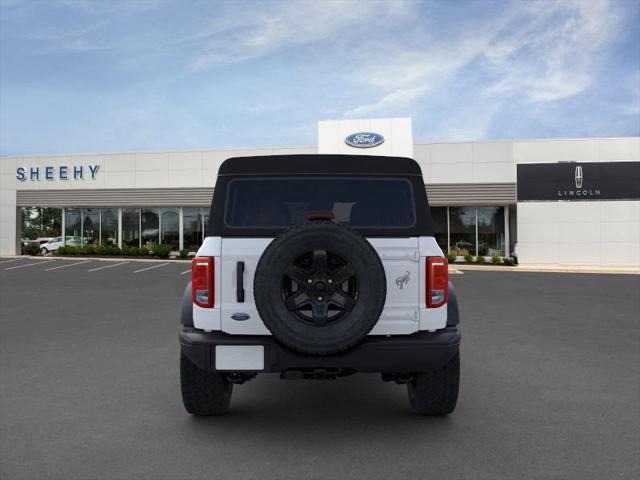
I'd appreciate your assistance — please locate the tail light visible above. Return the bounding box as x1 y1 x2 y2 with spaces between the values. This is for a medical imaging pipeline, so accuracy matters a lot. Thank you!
426 257 448 308
192 257 214 308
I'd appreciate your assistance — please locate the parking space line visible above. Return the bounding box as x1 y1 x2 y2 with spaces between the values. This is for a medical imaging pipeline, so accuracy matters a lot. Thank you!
88 261 129 272
180 269 191 275
5 260 56 270
133 262 170 274
45 260 92 271
0 258 24 265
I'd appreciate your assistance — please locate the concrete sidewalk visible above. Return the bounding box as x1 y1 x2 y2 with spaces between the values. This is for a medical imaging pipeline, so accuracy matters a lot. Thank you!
452 263 640 275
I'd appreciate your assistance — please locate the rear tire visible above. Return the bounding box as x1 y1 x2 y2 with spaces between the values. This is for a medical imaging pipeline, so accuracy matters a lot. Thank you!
407 352 459 416
180 352 233 416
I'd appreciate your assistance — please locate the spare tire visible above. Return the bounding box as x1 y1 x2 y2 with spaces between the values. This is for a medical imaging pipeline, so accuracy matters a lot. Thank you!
254 221 386 355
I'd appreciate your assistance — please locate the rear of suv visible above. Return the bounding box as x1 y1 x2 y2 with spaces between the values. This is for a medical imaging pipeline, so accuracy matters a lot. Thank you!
179 155 461 416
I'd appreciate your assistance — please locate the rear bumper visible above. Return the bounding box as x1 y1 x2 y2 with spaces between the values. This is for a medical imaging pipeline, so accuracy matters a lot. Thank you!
180 327 460 373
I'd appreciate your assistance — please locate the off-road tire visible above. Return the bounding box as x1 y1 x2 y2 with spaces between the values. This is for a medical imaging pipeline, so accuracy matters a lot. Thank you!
254 221 386 355
407 351 459 416
180 352 232 416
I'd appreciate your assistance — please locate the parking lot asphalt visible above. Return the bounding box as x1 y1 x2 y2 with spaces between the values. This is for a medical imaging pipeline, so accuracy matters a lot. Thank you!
1 258 639 480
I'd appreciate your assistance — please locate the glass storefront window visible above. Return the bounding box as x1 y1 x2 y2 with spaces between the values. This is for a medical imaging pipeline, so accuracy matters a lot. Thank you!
202 209 209 234
161 208 179 250
55 204 509 257
101 208 118 246
82 208 100 245
430 207 448 253
64 208 82 246
141 208 159 247
477 207 505 256
449 207 476 256
183 207 204 252
122 208 140 247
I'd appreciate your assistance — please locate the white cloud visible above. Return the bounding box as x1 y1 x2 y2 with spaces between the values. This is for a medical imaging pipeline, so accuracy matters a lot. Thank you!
482 0 622 103
189 1 413 71
344 85 428 118
342 0 626 134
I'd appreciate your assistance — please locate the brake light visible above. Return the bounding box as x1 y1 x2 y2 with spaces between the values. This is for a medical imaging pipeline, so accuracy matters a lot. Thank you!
192 257 214 308
426 257 448 308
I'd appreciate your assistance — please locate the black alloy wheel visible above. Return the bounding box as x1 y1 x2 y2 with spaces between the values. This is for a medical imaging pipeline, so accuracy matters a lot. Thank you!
282 249 357 326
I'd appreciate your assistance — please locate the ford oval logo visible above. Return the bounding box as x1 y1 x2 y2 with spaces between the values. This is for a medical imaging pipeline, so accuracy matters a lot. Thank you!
345 132 385 148
231 313 250 321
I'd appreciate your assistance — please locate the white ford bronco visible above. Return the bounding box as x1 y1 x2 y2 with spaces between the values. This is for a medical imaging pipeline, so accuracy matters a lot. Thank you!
180 155 460 416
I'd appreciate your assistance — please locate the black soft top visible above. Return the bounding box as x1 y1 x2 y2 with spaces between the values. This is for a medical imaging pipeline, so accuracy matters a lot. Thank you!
208 154 434 237
218 154 423 176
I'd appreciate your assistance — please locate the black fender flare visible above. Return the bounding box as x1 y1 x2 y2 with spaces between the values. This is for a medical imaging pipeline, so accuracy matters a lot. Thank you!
181 281 194 326
447 281 460 327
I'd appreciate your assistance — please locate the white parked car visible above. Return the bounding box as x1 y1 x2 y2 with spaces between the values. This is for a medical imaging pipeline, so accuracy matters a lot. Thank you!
40 236 81 254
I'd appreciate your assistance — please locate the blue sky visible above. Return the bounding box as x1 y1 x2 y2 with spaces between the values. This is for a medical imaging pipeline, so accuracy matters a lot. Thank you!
1 0 639 155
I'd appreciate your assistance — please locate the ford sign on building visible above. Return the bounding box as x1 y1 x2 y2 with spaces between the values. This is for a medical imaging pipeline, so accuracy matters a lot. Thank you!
345 132 385 148
0 117 638 269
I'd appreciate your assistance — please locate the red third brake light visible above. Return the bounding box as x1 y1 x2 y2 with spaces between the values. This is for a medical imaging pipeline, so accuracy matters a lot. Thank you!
192 257 214 308
426 257 448 308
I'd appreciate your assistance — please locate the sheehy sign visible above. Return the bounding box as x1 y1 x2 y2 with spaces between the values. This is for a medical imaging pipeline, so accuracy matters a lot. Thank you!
517 162 640 201
16 164 100 182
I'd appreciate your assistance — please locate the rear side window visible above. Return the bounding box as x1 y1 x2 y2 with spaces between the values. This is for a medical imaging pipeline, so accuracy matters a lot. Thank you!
224 177 416 229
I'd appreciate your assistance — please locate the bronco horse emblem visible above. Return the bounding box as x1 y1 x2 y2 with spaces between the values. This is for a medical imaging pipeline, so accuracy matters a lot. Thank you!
395 271 411 290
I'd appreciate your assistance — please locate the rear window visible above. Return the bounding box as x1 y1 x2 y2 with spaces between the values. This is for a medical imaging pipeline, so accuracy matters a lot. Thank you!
224 177 416 229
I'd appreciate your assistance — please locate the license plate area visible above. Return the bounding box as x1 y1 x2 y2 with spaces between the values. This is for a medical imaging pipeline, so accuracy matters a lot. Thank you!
215 345 264 371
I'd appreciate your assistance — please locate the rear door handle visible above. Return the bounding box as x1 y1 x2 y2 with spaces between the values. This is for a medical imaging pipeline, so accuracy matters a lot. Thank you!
236 261 245 302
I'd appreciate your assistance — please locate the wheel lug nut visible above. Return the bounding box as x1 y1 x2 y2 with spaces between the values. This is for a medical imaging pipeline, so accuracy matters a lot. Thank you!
307 279 312 284
328 279 333 284
318 297 323 301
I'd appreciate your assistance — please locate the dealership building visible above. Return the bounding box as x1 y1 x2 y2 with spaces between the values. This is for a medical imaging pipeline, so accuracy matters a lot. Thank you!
1 118 638 267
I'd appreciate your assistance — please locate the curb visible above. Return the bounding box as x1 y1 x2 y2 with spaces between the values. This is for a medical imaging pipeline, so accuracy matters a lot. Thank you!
452 264 640 275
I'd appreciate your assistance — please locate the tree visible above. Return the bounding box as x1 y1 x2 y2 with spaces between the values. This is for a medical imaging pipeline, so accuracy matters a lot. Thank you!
21 207 62 239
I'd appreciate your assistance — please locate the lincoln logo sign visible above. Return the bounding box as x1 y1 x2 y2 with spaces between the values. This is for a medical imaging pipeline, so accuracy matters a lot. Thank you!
16 164 100 182
345 132 385 148
575 166 583 188
517 162 640 202
558 164 601 199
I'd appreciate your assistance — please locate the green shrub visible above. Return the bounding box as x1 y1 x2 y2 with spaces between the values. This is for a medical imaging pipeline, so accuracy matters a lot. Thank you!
63 246 79 255
446 252 457 263
83 245 96 255
126 246 148 257
491 255 501 264
108 246 121 256
179 249 189 259
56 246 66 255
22 243 41 256
464 253 474 264
503 257 515 266
154 244 171 259
477 256 486 264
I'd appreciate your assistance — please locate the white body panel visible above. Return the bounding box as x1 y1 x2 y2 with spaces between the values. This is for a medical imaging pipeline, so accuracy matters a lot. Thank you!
193 235 447 334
